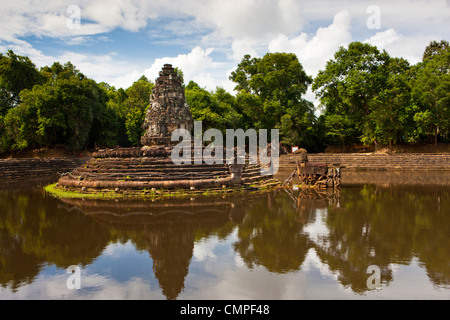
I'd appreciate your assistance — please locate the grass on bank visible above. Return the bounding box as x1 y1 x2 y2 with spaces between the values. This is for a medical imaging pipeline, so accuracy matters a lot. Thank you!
44 182 280 201
44 183 123 200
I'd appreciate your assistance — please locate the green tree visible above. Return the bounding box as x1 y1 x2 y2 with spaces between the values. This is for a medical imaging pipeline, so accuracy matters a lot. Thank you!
0 51 45 151
99 83 129 146
278 99 317 148
0 50 44 117
122 75 154 146
321 113 357 148
367 58 415 145
185 81 242 133
212 87 243 130
411 40 450 145
422 40 449 62
174 67 184 87
312 42 415 146
230 52 316 149
3 62 117 151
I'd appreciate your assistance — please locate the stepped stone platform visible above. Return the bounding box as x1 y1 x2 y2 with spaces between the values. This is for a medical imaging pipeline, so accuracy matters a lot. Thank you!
54 147 280 197
279 153 450 171
49 65 282 198
0 158 88 180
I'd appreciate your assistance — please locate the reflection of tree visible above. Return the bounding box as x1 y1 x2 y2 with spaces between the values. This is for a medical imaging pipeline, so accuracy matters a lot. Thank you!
294 188 339 224
60 197 245 300
2 184 447 298
233 191 310 273
0 191 110 291
0 232 42 292
313 187 396 292
315 185 450 292
408 187 450 287
232 185 449 294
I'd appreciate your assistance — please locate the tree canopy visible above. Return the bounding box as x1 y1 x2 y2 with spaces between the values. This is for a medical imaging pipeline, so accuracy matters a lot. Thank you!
0 40 448 154
0 50 44 117
412 40 450 145
312 41 449 147
3 62 117 150
185 81 242 133
230 52 320 150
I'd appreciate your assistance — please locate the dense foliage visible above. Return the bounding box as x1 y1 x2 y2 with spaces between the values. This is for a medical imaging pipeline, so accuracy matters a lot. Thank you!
0 40 448 154
313 40 449 147
229 52 322 151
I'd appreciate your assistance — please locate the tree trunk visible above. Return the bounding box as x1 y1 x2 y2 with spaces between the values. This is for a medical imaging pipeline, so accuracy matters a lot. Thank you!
435 126 439 146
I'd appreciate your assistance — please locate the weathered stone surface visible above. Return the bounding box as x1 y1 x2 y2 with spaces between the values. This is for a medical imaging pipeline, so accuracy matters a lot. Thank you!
53 64 279 195
0 158 87 180
92 147 168 158
278 153 450 171
141 64 192 146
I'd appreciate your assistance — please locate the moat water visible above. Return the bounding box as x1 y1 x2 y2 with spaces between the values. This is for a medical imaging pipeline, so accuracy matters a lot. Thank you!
0 172 449 300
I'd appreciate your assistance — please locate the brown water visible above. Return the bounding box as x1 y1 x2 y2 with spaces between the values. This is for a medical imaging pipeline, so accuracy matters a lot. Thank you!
0 175 449 300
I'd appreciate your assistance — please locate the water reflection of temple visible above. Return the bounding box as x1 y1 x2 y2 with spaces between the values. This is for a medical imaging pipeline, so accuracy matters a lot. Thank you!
58 196 247 300
1 186 448 298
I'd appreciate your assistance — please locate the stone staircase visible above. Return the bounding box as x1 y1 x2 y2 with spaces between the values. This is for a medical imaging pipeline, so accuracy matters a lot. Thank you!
279 153 450 171
69 158 272 184
71 157 231 182
0 158 88 180
57 152 277 193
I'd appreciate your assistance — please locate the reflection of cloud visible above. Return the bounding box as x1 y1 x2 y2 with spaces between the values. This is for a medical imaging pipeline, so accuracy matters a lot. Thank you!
193 228 240 263
0 270 164 300
193 238 218 262
301 248 353 295
0 241 163 300
302 208 330 247
1 233 447 299
102 241 137 258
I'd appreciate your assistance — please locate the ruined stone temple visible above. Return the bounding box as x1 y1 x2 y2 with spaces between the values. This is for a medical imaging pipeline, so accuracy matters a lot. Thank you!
141 64 193 146
55 64 279 196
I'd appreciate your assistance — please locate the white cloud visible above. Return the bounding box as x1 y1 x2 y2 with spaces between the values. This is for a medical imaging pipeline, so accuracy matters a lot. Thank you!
190 0 305 40
0 38 142 89
143 46 225 90
230 38 260 61
0 1 110 40
301 0 450 33
58 51 144 88
83 0 157 32
364 28 400 49
268 10 352 77
364 29 444 65
0 0 448 96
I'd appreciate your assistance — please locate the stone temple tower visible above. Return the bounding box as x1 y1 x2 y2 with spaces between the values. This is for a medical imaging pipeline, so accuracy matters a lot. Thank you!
141 64 193 146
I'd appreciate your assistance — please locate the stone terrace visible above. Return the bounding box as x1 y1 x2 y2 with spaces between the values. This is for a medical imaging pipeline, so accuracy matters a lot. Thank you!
56 152 278 193
0 158 88 180
279 153 450 171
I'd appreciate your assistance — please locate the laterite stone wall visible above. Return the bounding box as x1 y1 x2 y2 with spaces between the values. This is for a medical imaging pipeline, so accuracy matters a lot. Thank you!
279 153 450 171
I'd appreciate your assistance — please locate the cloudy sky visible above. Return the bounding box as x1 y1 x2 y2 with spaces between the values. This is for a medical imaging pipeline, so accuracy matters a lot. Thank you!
1 0 449 104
